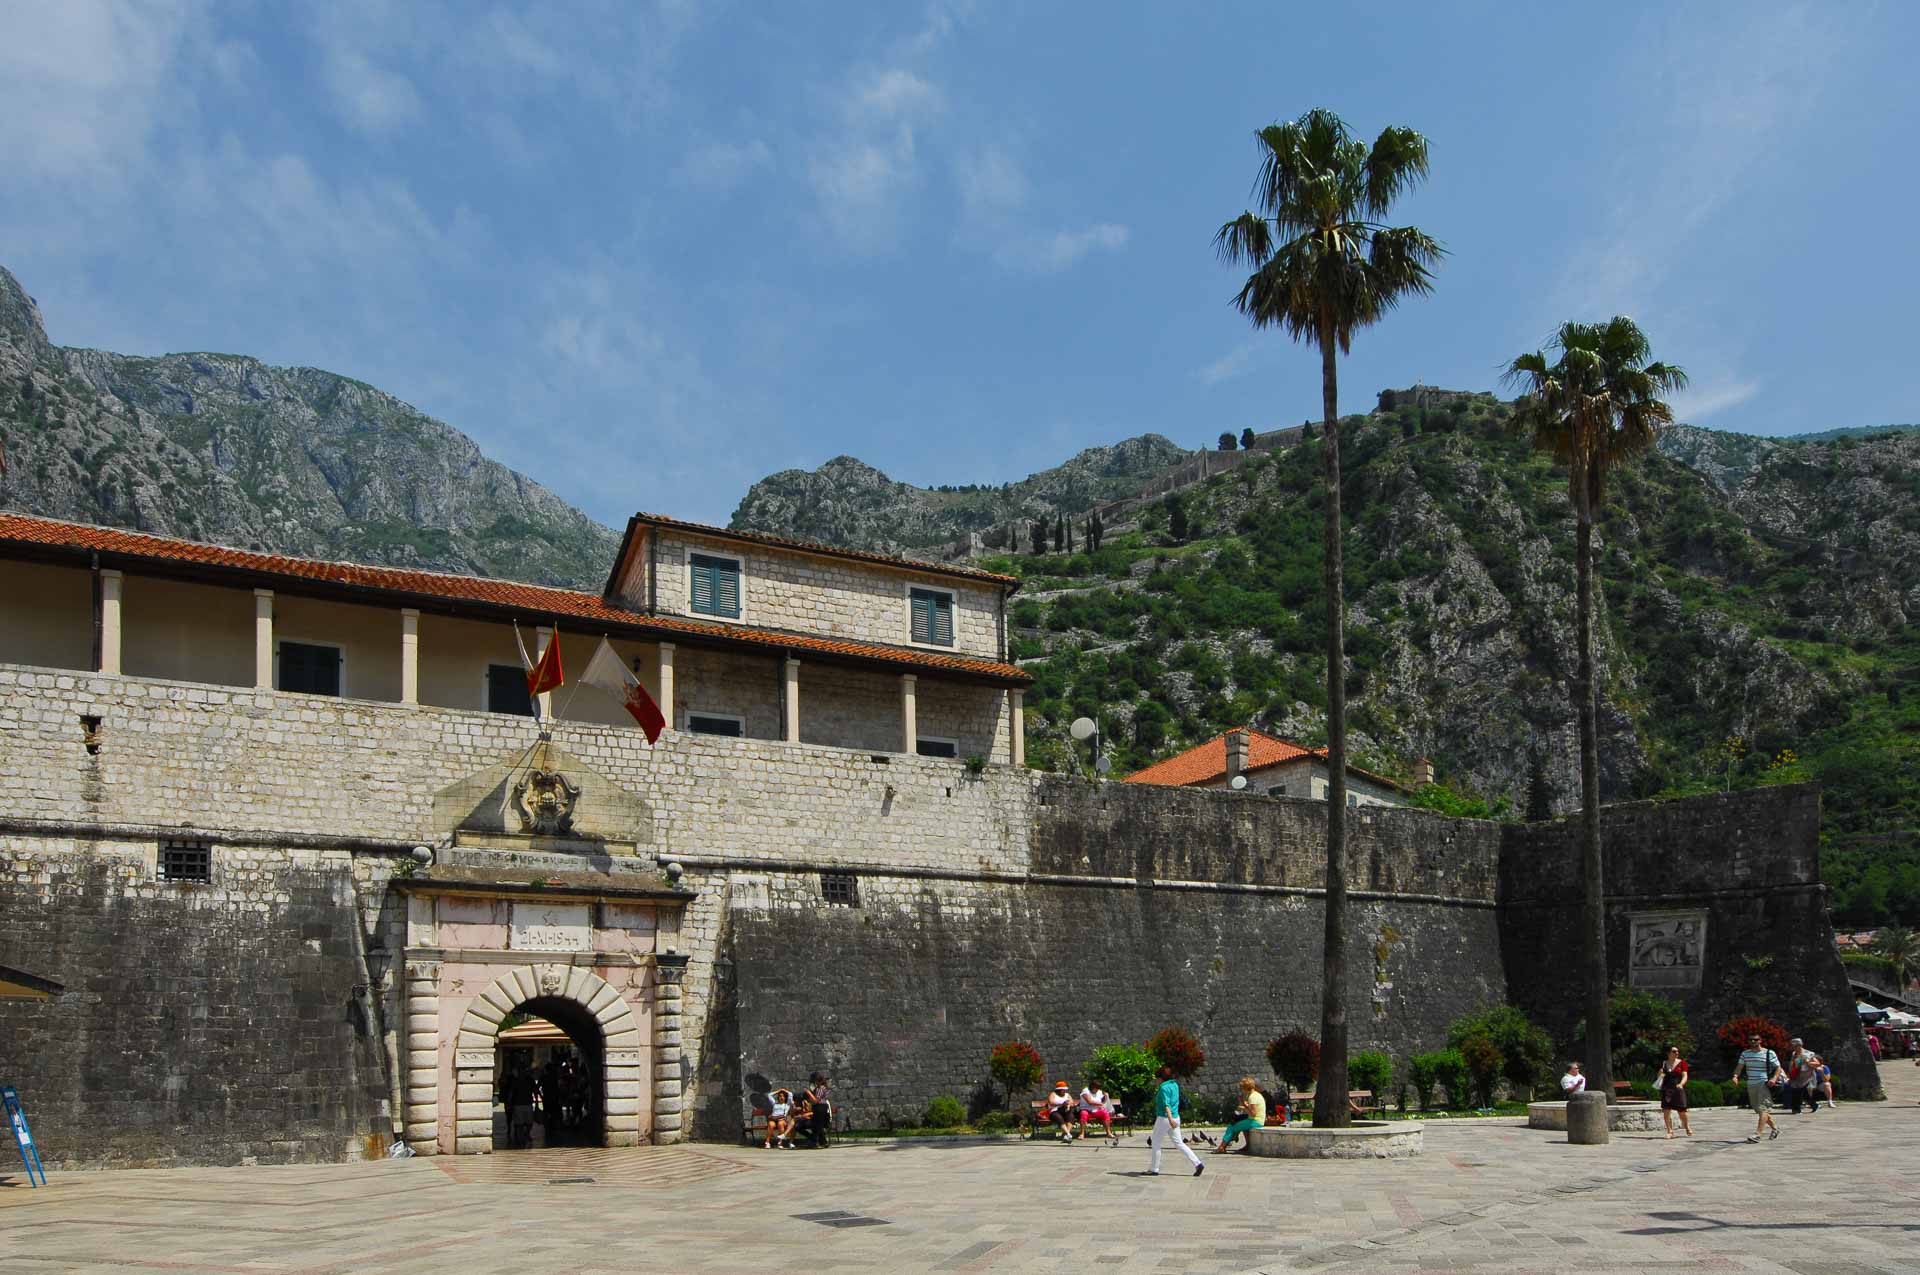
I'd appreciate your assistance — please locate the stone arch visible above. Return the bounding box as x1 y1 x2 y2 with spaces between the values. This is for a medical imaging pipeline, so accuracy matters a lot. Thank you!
451 963 646 1153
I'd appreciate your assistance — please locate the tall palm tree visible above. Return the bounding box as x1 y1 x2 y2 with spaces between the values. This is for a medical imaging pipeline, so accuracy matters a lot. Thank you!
1217 109 1441 1128
1504 317 1685 1100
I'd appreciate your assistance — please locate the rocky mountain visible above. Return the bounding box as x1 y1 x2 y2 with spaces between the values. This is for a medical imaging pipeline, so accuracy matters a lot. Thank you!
0 265 618 589
738 395 1920 927
728 435 1192 554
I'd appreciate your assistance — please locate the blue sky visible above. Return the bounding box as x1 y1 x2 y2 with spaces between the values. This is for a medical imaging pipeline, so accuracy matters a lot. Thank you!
3 2 1914 527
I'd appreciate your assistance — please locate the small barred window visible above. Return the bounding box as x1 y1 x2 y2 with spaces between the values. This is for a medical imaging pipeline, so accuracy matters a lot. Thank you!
159 841 212 883
820 872 860 907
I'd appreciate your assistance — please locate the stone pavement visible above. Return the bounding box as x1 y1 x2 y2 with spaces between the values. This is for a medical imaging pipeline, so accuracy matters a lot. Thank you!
3 1066 1917 1275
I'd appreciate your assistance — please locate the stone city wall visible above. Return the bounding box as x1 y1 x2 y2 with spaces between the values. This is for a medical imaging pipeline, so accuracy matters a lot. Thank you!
1499 784 1879 1095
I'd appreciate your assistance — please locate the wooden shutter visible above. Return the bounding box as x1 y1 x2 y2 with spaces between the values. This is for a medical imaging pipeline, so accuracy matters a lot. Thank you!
690 555 739 618
911 589 953 646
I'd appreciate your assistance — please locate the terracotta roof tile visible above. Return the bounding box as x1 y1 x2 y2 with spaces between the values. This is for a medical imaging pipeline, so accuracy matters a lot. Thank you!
0 512 1030 684
1122 727 1315 787
629 512 1020 586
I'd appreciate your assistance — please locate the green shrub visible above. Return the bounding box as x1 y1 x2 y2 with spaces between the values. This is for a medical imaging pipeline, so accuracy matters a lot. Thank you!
1266 1031 1320 1091
1406 1053 1442 1110
1082 1044 1160 1109
1447 1005 1553 1098
974 1109 1016 1134
923 1094 967 1128
1579 986 1695 1079
1429 1048 1471 1108
1348 1050 1393 1098
1459 1035 1504 1108
1681 1078 1725 1109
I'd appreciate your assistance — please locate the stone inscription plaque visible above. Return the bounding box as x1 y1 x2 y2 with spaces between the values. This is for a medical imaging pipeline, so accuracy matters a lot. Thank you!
1628 909 1707 990
511 902 591 952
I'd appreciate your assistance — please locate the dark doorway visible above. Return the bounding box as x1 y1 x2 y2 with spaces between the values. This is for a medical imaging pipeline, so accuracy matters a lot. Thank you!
493 995 606 1150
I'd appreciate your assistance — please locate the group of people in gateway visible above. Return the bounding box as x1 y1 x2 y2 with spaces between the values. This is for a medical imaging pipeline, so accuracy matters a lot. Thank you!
1558 1031 1843 1145
497 1051 597 1149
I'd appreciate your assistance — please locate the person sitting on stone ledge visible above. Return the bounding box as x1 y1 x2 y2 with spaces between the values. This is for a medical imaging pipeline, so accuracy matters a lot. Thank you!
765 1088 795 1149
1216 1077 1266 1153
1559 1061 1586 1096
1045 1080 1078 1141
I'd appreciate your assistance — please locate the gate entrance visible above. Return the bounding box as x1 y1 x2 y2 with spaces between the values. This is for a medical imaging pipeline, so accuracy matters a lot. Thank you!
493 996 606 1150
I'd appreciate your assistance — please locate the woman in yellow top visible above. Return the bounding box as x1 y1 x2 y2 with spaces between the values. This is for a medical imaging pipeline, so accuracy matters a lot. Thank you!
1216 1076 1267 1152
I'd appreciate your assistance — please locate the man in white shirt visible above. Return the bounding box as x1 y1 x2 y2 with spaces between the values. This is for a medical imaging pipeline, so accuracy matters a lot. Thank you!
1560 1061 1587 1096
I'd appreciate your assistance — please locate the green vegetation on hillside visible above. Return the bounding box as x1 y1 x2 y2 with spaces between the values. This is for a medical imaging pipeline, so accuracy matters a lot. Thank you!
999 405 1920 924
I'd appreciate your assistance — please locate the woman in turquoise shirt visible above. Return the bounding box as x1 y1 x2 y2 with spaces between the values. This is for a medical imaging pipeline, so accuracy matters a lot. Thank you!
1147 1066 1204 1176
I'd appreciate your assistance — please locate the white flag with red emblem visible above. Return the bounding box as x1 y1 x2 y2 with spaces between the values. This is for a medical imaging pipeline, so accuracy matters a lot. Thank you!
581 638 666 744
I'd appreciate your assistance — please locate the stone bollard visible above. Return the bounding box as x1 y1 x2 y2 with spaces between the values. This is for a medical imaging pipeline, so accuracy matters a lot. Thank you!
1567 1091 1610 1144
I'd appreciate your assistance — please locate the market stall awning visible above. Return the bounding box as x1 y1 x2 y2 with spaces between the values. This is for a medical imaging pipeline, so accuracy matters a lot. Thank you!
0 965 63 1000
1858 1001 1889 1022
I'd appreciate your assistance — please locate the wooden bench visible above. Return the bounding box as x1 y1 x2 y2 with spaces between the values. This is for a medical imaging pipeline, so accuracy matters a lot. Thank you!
1025 1098 1129 1139
1283 1090 1379 1119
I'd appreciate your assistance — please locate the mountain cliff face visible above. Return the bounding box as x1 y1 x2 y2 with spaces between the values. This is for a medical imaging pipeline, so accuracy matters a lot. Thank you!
735 399 1920 926
729 435 1191 553
0 265 618 589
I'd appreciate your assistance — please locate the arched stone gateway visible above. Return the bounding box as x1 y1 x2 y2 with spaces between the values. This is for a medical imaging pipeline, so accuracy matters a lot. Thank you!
453 965 645 1153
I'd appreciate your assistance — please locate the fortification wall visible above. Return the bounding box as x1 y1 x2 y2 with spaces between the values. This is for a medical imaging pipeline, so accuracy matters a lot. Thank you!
1499 785 1879 1095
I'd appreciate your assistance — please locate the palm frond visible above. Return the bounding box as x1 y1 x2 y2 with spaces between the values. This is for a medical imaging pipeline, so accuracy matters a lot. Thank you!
1363 125 1431 218
1214 212 1273 268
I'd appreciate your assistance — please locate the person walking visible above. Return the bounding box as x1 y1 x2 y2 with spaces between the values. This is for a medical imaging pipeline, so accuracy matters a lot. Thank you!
1657 1045 1692 1139
1729 1033 1784 1143
1786 1038 1822 1115
1216 1077 1266 1153
1146 1065 1203 1177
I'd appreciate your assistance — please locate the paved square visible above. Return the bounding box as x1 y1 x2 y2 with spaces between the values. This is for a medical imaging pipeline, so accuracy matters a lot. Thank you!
3 1069 1917 1274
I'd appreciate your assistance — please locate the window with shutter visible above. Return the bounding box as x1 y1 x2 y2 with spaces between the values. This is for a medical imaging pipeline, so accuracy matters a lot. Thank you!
910 587 954 646
487 664 534 716
279 641 341 696
690 553 741 618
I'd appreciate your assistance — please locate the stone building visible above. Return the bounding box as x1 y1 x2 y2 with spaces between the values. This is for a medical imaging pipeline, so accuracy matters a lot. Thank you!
1124 726 1410 807
0 512 1879 1168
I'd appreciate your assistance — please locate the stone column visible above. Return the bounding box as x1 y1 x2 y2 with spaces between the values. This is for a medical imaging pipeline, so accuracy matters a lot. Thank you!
899 673 917 754
535 625 555 719
402 959 442 1152
253 589 274 689
399 608 420 705
652 955 688 1143
657 642 675 730
98 569 123 675
783 657 801 743
1010 689 1025 767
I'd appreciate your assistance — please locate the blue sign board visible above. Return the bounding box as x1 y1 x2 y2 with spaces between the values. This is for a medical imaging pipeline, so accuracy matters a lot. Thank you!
2 1087 46 1187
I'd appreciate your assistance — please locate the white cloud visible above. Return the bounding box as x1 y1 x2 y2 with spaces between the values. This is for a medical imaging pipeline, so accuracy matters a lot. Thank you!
1672 376 1761 424
675 139 774 193
956 146 1028 218
321 48 424 134
995 222 1130 274
808 67 944 248
846 68 942 123
0 0 198 185
1198 342 1262 386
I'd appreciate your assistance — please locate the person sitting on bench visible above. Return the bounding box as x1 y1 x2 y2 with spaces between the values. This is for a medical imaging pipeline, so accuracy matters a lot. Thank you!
1217 1076 1266 1151
1044 1080 1078 1141
1077 1082 1114 1136
764 1088 795 1149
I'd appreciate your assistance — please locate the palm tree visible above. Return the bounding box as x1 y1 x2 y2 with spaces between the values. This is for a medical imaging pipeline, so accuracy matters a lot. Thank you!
1217 109 1441 1127
1504 317 1685 1101
1874 926 1919 991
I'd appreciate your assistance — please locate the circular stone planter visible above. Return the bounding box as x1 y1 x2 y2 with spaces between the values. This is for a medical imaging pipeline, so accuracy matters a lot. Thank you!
1243 1121 1423 1159
1526 1099 1661 1133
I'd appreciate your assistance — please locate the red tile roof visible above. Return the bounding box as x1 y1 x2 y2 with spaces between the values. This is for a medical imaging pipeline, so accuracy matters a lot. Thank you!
1123 726 1404 791
0 512 1030 685
615 512 1021 589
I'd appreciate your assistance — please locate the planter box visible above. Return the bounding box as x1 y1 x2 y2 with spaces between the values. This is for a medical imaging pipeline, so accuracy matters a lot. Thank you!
1243 1120 1423 1159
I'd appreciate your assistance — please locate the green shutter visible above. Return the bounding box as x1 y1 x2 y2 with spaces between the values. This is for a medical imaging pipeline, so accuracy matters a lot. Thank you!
911 589 953 646
690 555 740 618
